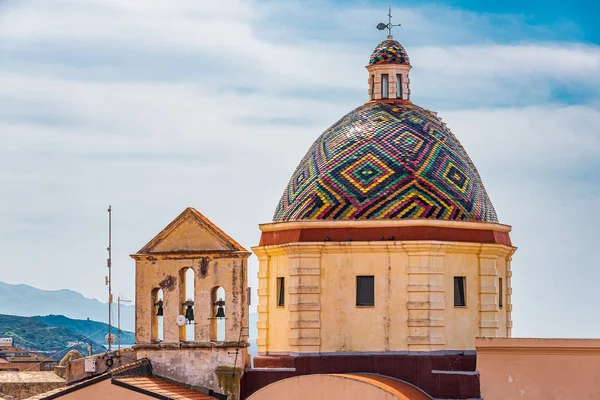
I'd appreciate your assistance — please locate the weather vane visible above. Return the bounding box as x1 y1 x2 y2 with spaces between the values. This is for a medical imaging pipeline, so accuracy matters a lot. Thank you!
376 5 401 39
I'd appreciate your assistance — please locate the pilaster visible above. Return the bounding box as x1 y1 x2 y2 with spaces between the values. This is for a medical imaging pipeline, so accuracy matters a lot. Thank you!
506 255 513 337
256 252 270 354
478 246 500 338
163 282 183 343
194 281 211 342
404 243 448 351
287 246 322 354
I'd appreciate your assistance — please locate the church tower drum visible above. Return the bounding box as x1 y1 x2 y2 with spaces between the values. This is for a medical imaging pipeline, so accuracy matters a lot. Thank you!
253 29 516 360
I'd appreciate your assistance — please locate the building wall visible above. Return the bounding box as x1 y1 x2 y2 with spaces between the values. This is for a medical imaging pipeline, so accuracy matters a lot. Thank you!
62 350 138 384
52 378 150 400
0 381 65 400
134 254 248 345
254 223 514 355
0 372 65 400
135 346 247 397
0 362 41 372
477 338 600 400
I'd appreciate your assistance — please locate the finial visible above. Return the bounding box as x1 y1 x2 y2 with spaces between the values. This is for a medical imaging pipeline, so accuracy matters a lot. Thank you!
376 5 401 39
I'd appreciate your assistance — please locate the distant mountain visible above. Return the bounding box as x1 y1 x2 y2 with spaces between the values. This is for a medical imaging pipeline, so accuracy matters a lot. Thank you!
0 314 107 359
0 281 134 331
36 315 135 345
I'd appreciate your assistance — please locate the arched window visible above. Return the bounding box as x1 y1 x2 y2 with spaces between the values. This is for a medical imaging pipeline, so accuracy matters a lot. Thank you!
179 267 195 342
370 75 375 100
151 288 164 342
396 74 403 99
381 74 389 99
185 268 195 341
211 286 226 342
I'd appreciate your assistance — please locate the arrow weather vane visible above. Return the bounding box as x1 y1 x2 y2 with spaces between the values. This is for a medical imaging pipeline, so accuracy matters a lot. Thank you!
377 5 401 39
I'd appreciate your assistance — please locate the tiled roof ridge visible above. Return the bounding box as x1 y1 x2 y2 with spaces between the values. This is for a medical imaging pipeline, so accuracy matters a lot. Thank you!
112 375 215 400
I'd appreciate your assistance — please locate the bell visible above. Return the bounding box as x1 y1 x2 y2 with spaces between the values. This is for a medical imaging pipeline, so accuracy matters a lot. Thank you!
184 299 195 323
156 300 163 316
214 298 226 319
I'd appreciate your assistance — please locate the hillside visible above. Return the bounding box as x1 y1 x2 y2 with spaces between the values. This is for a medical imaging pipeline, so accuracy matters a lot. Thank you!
0 281 135 331
35 315 135 345
0 314 107 359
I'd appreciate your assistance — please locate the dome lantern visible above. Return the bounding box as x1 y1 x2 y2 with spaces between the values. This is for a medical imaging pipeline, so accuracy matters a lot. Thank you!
368 7 411 101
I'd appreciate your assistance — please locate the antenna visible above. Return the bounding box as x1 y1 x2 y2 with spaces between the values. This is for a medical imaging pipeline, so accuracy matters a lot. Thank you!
106 205 113 353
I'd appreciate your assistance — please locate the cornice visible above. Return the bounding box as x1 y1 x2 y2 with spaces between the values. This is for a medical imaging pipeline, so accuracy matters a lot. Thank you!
253 240 514 255
476 338 600 356
130 251 251 261
259 219 512 233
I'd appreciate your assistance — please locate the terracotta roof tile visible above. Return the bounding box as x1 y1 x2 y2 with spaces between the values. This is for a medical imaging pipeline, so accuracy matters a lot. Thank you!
113 376 213 399
23 359 150 399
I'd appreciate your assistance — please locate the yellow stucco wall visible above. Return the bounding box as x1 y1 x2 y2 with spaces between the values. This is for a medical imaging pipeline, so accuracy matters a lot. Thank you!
254 221 515 355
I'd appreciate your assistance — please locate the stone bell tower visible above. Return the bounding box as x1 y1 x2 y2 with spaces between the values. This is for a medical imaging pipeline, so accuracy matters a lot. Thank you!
131 207 251 399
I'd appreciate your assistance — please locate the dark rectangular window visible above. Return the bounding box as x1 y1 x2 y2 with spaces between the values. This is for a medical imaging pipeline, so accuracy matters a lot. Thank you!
381 74 389 99
499 278 503 308
454 276 466 307
396 74 403 99
356 276 375 306
370 75 375 100
276 277 285 307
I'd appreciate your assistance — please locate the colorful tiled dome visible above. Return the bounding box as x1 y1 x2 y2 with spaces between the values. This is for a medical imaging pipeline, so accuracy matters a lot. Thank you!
273 101 498 222
369 39 410 65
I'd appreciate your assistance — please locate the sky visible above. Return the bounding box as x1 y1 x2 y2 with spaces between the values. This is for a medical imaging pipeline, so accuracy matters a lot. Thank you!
0 0 599 338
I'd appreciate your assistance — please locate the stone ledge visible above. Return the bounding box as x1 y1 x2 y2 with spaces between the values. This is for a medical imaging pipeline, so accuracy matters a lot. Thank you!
480 303 499 311
289 302 321 311
133 341 250 350
289 320 321 329
288 285 321 294
408 336 446 345
407 301 445 310
288 267 321 276
408 318 445 327
289 337 321 346
407 284 445 292
479 320 499 328
407 267 445 275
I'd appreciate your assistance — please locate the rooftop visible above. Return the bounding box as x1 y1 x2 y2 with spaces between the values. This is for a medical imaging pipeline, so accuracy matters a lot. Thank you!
0 371 65 383
114 376 214 400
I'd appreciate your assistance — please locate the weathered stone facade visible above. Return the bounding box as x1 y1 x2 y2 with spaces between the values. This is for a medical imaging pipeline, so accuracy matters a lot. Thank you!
131 208 250 399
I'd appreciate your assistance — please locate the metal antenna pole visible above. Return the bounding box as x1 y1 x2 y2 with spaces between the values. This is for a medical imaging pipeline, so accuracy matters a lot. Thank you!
117 296 120 352
107 205 113 353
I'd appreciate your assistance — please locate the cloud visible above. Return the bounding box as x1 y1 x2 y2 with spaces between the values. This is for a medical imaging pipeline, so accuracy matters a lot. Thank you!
0 0 599 337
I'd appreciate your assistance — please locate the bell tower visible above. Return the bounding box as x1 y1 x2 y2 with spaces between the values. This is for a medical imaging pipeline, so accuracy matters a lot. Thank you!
131 207 251 399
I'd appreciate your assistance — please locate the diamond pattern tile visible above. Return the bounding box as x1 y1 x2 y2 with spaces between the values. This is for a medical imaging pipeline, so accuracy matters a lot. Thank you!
273 101 498 222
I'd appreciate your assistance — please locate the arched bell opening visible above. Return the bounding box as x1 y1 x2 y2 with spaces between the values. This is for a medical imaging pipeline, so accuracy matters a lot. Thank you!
179 267 195 342
210 286 226 342
151 288 164 343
